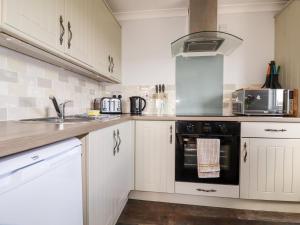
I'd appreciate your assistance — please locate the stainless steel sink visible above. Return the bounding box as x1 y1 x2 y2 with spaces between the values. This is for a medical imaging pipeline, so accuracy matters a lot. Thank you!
21 115 120 124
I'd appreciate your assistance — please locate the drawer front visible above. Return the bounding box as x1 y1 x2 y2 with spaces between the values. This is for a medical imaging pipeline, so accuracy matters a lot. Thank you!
175 182 239 198
241 122 300 138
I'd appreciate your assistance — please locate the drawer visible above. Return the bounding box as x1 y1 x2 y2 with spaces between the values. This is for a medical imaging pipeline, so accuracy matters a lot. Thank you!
175 182 239 198
241 122 300 138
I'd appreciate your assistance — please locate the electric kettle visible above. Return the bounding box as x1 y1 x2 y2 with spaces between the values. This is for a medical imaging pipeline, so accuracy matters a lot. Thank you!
129 96 146 115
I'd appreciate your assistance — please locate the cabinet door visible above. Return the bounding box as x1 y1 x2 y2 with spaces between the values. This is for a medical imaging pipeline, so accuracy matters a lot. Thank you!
91 0 111 76
240 138 300 201
88 126 116 225
135 121 175 193
107 15 122 81
113 121 134 222
2 0 64 52
91 1 121 81
65 0 91 66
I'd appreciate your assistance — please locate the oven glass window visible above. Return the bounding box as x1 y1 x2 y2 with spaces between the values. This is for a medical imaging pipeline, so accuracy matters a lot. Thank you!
176 134 240 185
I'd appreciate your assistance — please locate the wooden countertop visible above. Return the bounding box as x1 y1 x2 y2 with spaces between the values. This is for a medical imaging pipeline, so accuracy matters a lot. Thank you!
1 114 300 158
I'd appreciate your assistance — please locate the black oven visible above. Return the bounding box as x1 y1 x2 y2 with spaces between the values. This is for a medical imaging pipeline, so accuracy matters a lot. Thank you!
175 121 240 185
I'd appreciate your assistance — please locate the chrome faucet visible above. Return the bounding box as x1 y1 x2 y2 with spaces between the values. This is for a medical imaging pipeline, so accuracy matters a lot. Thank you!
49 96 72 121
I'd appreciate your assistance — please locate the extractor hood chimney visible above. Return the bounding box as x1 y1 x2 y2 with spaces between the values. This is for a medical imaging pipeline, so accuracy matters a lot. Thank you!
171 0 243 57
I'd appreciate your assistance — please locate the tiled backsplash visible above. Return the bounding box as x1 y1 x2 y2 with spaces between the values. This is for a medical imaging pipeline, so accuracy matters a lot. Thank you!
104 83 261 115
104 84 176 115
0 46 261 121
0 47 103 121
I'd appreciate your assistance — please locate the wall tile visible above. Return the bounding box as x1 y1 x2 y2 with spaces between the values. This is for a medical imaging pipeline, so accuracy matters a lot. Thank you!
37 77 52 89
89 89 96 95
0 69 18 83
79 78 86 87
75 86 82 93
19 97 36 107
0 108 7 121
58 70 69 83
0 46 104 120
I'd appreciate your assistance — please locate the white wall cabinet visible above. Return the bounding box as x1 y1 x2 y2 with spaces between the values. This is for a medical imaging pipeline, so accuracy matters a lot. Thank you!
2 0 65 52
135 121 175 193
90 0 121 80
240 123 300 202
88 121 134 225
0 0 121 83
64 0 91 66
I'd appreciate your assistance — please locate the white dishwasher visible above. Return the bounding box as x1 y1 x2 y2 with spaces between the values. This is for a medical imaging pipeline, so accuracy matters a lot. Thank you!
0 138 83 225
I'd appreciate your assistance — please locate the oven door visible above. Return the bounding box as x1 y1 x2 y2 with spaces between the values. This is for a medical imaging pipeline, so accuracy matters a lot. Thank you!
175 134 240 185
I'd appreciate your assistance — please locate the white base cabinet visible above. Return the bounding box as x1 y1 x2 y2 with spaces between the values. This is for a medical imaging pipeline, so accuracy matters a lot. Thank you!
240 123 300 202
88 121 134 225
135 121 175 193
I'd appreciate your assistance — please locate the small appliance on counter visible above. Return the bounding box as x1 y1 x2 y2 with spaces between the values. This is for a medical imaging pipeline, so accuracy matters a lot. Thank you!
130 96 146 115
232 88 298 116
97 95 122 114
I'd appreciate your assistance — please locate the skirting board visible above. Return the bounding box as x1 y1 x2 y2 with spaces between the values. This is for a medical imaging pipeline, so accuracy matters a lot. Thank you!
129 191 300 213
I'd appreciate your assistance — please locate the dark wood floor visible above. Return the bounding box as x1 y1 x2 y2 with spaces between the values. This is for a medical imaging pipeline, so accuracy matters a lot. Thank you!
117 200 300 225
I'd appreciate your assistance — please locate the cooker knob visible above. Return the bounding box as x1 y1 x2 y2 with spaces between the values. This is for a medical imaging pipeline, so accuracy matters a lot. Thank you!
186 123 195 132
219 124 228 133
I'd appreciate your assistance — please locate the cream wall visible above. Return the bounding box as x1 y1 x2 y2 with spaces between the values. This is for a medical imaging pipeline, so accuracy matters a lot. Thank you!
121 16 186 85
221 11 275 86
119 11 276 87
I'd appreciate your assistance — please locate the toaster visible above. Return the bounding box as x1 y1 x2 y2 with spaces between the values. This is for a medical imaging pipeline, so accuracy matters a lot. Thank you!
100 95 122 114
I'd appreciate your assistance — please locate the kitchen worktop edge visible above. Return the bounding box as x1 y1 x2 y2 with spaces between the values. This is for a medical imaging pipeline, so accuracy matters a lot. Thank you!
1 114 300 158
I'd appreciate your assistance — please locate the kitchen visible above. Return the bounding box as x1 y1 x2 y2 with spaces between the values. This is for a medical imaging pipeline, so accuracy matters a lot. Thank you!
0 0 300 225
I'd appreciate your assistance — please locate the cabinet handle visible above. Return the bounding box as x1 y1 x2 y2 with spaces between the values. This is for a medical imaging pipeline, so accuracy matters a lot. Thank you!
170 125 173 144
117 129 121 153
243 142 248 163
196 188 217 193
113 130 117 156
67 21 73 49
108 55 112 72
264 129 287 132
111 57 114 73
59 15 65 45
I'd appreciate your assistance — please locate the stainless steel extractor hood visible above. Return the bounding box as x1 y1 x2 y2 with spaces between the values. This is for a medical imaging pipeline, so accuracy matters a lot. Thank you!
171 0 243 57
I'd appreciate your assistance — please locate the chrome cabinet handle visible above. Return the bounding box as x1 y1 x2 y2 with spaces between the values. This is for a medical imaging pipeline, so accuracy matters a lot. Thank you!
170 125 173 144
59 15 65 45
108 55 112 72
111 57 114 73
67 21 73 49
196 188 217 193
264 129 287 132
243 142 248 163
113 130 117 156
116 129 121 153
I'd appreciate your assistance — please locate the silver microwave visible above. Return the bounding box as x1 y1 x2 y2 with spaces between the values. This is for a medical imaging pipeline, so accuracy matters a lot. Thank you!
232 89 297 116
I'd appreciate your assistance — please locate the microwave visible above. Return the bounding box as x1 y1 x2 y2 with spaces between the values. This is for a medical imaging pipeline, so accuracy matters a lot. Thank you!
232 89 297 116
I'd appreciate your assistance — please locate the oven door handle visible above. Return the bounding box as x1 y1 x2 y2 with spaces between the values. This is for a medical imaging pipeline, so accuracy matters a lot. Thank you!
196 188 217 193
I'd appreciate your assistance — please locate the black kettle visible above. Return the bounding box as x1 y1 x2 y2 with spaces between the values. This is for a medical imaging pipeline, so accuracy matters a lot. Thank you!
130 96 146 115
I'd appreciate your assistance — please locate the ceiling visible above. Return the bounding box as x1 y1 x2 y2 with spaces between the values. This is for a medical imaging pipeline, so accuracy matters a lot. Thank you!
106 0 289 12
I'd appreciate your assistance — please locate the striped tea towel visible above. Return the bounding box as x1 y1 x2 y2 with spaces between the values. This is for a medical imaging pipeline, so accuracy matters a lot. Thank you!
197 138 220 178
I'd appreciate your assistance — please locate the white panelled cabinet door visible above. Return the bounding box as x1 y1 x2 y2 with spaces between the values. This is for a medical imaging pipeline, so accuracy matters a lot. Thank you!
107 16 122 81
240 138 300 202
91 0 110 76
2 0 64 52
88 126 116 225
64 0 91 66
88 122 134 225
113 121 134 221
135 121 175 193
